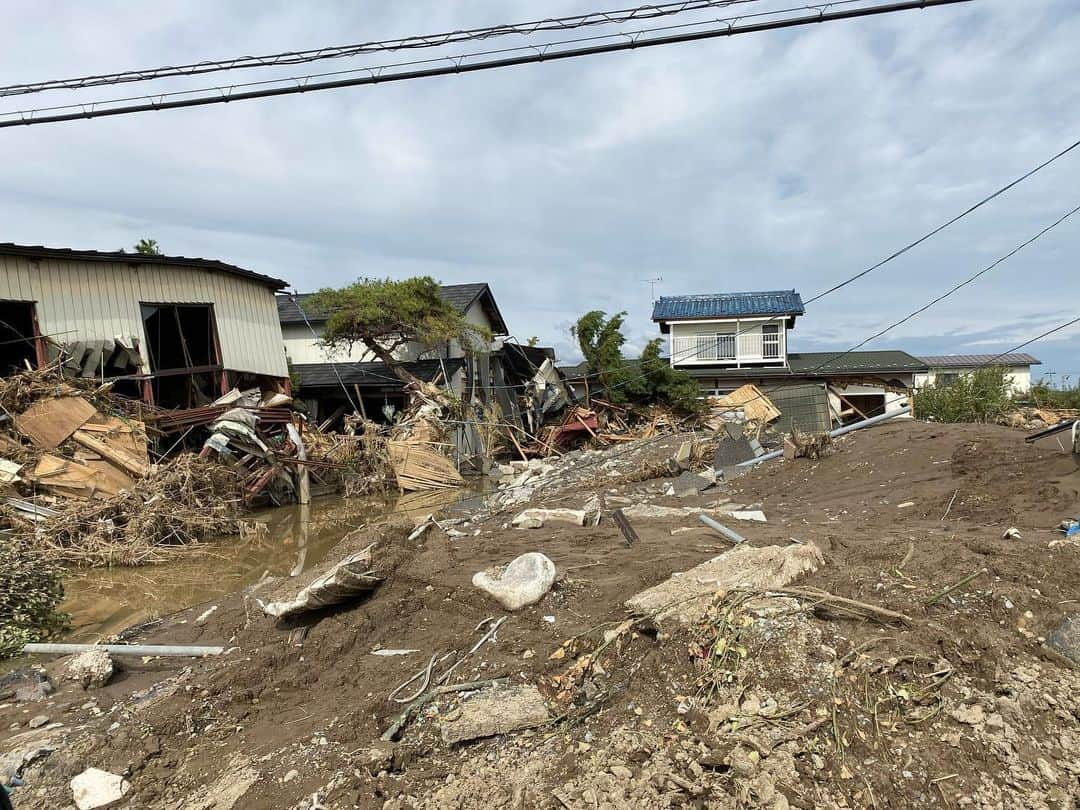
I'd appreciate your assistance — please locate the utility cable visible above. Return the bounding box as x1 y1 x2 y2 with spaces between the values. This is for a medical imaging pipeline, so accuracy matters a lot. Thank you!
0 0 971 129
0 0 766 97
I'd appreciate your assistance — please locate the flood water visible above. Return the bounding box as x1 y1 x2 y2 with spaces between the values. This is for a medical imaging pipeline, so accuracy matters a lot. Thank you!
60 488 469 642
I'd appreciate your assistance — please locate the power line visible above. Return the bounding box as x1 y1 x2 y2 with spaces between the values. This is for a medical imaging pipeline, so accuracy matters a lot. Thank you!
0 0 971 129
0 0 765 98
806 137 1080 304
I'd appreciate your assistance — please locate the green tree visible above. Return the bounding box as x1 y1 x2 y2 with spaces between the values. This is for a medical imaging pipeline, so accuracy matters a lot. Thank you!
307 276 490 384
571 310 702 413
134 238 161 255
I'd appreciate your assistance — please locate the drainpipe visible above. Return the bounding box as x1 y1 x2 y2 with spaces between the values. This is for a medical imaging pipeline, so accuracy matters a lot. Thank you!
736 405 911 467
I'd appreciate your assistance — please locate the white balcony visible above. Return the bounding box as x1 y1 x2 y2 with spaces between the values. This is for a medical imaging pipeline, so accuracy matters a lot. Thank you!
671 329 785 367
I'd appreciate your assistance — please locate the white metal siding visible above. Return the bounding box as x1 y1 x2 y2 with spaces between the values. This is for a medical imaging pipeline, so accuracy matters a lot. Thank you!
0 255 288 377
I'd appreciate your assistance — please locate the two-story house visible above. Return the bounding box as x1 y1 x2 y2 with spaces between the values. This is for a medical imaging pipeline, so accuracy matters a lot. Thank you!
652 290 928 432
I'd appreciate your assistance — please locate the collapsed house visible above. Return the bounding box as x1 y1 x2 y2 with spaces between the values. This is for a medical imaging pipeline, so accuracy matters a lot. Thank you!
0 243 290 408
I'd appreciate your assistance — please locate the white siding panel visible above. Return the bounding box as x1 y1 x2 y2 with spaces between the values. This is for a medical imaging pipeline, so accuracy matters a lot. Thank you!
0 256 287 377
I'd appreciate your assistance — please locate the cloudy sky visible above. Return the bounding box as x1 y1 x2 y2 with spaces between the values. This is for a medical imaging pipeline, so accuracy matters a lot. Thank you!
1 0 1078 380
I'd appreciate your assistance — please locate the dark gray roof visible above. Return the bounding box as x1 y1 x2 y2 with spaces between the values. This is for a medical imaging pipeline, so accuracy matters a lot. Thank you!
652 291 804 322
278 283 508 334
0 242 287 289
788 350 927 375
919 353 1040 368
291 358 464 391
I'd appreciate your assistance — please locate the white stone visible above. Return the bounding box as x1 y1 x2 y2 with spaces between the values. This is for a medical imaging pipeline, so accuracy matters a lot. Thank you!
511 508 586 529
473 553 556 611
65 649 114 689
71 767 130 809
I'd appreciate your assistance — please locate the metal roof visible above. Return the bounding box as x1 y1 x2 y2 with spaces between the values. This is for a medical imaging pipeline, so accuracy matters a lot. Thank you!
277 283 508 334
0 242 287 290
652 290 804 321
788 350 927 375
291 358 464 391
919 353 1041 368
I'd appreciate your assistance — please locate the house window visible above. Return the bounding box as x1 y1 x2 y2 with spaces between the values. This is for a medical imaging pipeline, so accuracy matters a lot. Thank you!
762 324 780 359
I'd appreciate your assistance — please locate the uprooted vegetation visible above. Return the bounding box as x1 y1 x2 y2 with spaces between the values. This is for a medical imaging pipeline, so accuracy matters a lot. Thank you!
0 536 68 659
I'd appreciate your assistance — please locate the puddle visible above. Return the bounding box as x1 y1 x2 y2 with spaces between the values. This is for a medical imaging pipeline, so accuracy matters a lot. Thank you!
59 487 471 642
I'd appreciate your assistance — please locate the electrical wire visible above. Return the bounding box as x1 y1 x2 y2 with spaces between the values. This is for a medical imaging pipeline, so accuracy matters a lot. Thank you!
0 0 767 97
0 0 971 129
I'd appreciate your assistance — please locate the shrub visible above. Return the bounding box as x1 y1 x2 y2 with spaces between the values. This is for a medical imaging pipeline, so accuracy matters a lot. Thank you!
914 366 1012 423
1026 378 1080 410
0 538 68 659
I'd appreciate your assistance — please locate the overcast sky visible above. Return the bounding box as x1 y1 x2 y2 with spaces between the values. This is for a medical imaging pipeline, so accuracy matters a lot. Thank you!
1 1 1078 380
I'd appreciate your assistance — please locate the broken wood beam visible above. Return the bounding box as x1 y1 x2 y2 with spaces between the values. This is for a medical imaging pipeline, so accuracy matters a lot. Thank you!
612 508 639 547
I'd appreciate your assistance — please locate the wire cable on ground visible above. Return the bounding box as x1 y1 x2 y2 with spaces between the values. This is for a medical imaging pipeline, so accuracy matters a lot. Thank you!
0 0 971 128
0 0 766 98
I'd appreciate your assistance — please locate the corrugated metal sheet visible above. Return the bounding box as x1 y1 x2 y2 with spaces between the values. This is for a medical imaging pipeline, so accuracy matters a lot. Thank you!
0 254 288 378
652 290 804 321
919 353 1040 368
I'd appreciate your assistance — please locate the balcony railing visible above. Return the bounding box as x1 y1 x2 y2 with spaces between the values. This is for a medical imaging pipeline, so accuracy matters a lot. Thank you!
671 331 784 366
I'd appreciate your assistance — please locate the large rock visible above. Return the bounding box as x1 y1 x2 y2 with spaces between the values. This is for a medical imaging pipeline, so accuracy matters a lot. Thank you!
473 553 556 611
65 649 114 689
1048 615 1080 666
511 508 586 529
71 767 130 809
625 542 824 625
442 685 551 744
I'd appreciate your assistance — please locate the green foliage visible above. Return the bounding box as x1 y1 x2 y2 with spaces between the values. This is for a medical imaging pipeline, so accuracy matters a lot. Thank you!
1027 378 1080 410
134 238 161 255
571 311 703 414
307 277 490 382
0 538 68 659
914 366 1013 423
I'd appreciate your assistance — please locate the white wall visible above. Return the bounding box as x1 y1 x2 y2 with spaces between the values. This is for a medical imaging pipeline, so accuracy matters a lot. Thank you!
0 254 287 377
668 318 787 365
914 366 1032 394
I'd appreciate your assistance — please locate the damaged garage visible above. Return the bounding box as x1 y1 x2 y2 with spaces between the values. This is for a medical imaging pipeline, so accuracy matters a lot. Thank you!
0 243 289 408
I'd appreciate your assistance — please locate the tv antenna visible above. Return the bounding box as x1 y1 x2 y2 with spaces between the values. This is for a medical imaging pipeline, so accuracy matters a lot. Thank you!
644 276 663 302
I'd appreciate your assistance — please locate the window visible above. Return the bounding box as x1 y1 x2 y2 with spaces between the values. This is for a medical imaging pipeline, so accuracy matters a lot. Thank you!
762 324 780 359
714 333 735 360
141 303 223 408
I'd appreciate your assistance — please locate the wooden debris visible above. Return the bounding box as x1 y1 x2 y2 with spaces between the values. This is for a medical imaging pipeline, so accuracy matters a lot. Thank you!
387 441 464 491
612 508 639 547
28 454 134 500
14 396 96 449
708 384 781 425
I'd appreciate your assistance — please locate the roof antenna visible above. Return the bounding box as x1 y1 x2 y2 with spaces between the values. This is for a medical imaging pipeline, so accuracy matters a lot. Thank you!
644 276 663 303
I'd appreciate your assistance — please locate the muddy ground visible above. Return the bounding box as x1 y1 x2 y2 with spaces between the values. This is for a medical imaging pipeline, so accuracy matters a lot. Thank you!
2 420 1078 808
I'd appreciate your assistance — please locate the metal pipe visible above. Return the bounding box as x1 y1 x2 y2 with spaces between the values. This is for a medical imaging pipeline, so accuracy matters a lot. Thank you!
736 405 911 467
698 514 745 544
23 643 225 657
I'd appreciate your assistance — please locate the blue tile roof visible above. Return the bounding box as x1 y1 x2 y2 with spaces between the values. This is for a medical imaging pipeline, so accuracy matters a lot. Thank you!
652 290 804 321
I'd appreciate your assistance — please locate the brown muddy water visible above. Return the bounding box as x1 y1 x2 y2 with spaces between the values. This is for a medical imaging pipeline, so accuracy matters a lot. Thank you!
59 487 471 643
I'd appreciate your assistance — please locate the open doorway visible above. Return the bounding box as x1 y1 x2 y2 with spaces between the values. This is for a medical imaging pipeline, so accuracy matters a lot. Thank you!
0 300 43 374
141 303 224 409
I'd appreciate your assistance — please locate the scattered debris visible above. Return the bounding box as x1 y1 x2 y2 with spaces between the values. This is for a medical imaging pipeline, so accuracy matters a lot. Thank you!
260 545 381 618
1002 526 1023 540
473 552 556 610
1047 615 1080 666
611 508 639 547
511 508 586 529
698 514 745 545
441 684 551 745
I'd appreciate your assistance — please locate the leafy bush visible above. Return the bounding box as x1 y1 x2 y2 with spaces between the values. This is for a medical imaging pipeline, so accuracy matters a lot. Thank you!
0 538 68 659
914 366 1012 423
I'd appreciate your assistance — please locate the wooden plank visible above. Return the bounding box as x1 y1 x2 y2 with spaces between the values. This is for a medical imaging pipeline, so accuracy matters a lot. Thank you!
29 454 133 499
612 508 639 548
72 429 149 477
14 396 97 449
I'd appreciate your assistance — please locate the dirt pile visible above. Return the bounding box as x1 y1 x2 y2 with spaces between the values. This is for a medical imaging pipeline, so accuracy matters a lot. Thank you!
1 420 1078 808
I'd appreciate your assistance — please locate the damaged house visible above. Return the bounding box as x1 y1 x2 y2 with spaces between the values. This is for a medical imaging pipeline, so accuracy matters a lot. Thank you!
0 243 290 408
652 290 927 432
278 283 519 426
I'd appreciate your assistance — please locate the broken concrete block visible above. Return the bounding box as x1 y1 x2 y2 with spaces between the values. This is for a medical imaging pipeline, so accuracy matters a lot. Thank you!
673 440 693 471
473 552 556 611
672 470 714 497
442 685 551 744
714 430 756 468
65 649 114 689
71 767 130 809
730 510 767 523
511 508 586 529
625 542 823 625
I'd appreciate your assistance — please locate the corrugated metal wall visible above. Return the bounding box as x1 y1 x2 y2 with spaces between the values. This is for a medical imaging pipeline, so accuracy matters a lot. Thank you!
0 255 287 377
